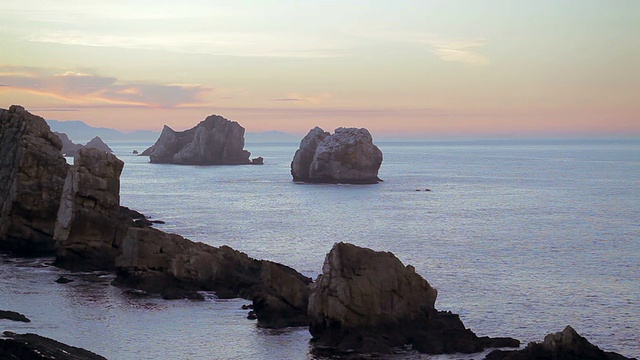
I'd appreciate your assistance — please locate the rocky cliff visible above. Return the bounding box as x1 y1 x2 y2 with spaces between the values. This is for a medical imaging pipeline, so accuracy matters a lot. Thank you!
0 105 69 253
114 226 311 327
54 147 130 271
308 242 519 354
142 115 255 165
291 127 383 184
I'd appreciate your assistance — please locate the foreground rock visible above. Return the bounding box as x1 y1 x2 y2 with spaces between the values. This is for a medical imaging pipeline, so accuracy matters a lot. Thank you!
54 148 130 271
485 326 636 360
0 310 30 323
308 242 519 354
0 331 107 360
291 127 383 184
0 105 69 253
142 115 256 165
114 227 311 328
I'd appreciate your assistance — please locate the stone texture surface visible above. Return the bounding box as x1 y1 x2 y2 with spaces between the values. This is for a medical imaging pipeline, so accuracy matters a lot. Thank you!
0 331 107 360
142 115 253 165
114 227 311 327
0 105 69 253
308 242 519 354
291 127 382 184
485 326 637 360
53 147 129 271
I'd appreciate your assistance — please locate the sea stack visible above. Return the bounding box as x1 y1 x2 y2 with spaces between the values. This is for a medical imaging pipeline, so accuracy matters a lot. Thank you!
0 105 69 253
142 115 255 165
53 147 129 270
291 127 383 184
308 242 519 354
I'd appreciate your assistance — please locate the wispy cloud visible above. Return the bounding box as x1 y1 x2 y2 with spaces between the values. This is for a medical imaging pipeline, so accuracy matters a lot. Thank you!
271 93 331 104
0 66 212 108
344 28 490 65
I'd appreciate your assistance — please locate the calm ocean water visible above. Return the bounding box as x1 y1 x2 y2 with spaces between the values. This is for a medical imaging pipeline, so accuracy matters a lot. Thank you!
1 139 639 359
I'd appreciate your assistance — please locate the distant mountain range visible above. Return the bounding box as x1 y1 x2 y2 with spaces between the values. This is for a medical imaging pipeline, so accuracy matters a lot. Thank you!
46 120 299 143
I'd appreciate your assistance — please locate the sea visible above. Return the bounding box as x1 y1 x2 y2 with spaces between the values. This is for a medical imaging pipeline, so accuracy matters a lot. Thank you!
1 138 639 360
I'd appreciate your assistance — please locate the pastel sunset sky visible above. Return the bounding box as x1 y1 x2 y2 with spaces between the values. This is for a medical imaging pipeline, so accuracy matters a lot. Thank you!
1 0 638 137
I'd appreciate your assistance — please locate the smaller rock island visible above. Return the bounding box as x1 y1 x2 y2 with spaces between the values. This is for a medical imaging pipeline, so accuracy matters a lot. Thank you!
142 114 259 165
291 127 383 184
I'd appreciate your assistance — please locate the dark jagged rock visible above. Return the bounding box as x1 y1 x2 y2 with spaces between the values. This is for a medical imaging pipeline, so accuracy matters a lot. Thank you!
84 136 112 153
0 105 69 254
308 242 519 354
291 127 383 184
142 115 254 165
0 310 30 323
0 331 107 360
114 227 311 327
251 156 264 165
485 326 637 360
54 132 84 156
54 133 112 156
53 148 129 271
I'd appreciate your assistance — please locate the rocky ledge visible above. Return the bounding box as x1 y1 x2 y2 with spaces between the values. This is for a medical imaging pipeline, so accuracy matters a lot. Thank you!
291 127 383 184
142 114 261 165
0 310 30 323
308 242 519 354
113 227 312 328
0 331 107 360
485 325 637 360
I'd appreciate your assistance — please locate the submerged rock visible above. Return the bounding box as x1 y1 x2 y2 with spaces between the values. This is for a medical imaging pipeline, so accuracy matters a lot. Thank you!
485 325 637 360
0 331 107 360
142 115 254 165
114 227 311 328
0 310 30 323
54 147 130 271
291 127 383 184
0 105 69 253
308 242 519 354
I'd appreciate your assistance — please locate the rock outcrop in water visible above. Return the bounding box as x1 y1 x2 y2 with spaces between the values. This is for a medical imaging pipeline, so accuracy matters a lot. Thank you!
308 242 519 354
55 133 112 157
0 105 69 253
114 227 311 327
53 148 130 271
0 310 30 323
142 115 257 165
485 326 636 360
291 127 382 184
0 331 107 360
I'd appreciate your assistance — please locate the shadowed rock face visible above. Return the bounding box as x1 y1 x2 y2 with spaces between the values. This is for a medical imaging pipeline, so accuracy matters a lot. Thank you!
308 242 519 354
55 133 112 157
291 127 383 184
53 147 129 271
114 227 312 328
142 115 252 165
0 331 107 360
485 326 637 360
0 105 69 253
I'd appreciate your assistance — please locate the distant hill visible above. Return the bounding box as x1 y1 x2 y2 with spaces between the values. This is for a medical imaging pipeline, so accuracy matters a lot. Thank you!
46 120 160 142
245 130 299 143
47 119 299 143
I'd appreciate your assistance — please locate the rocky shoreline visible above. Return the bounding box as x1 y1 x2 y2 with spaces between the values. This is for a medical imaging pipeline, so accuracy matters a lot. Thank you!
1 105 636 359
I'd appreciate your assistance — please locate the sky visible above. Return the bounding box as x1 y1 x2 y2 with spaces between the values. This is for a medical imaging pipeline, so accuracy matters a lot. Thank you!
0 0 638 137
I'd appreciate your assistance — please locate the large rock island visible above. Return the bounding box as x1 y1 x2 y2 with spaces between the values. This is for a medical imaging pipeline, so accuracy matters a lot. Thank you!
308 242 519 354
291 127 383 184
142 115 259 165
